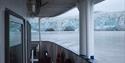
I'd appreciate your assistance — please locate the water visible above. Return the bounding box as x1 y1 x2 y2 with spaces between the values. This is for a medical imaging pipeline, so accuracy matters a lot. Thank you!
95 31 125 63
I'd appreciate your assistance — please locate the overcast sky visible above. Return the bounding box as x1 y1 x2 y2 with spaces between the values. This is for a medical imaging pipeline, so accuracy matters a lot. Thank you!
56 7 79 18
94 0 125 12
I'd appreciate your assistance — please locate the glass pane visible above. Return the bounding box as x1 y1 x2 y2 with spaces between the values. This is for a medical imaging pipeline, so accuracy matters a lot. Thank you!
94 0 125 63
9 21 23 63
40 8 79 54
29 8 79 54
29 18 39 41
40 17 79 31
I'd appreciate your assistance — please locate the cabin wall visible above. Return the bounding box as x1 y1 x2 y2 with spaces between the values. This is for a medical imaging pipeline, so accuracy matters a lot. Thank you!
0 0 27 63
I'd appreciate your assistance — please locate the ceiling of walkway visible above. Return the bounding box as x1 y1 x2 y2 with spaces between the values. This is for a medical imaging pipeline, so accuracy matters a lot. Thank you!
27 0 104 17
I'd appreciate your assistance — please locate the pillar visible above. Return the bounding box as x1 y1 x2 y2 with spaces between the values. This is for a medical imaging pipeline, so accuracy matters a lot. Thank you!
78 0 94 59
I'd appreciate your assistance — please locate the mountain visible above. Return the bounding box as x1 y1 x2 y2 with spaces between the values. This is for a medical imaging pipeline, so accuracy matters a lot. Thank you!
94 11 125 31
29 11 125 32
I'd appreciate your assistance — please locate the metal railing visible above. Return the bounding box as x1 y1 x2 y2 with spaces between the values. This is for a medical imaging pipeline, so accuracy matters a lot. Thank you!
29 41 91 63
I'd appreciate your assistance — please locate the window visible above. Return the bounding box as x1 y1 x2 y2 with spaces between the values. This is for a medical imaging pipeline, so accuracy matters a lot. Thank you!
29 18 39 41
29 7 80 54
94 0 125 63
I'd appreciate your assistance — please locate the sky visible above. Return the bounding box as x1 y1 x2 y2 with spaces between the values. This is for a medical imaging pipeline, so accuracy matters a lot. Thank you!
56 7 79 18
94 0 125 12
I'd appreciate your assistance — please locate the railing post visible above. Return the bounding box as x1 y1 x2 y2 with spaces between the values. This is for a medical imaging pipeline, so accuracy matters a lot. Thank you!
38 18 41 41
31 50 38 63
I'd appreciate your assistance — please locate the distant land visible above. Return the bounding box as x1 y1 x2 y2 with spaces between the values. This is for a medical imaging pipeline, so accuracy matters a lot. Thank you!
28 11 125 32
94 11 125 31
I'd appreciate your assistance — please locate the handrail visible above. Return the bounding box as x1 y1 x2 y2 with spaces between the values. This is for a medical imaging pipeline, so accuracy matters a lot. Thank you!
31 41 91 63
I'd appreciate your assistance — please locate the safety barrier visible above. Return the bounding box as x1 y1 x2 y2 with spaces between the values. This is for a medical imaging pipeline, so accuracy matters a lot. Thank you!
30 41 91 63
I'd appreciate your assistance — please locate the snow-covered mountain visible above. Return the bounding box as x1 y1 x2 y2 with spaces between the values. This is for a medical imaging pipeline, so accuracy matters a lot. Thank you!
94 11 125 31
29 11 125 32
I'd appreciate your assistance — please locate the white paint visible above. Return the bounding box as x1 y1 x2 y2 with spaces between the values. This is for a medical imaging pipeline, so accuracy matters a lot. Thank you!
0 0 27 63
0 1 5 63
78 0 94 58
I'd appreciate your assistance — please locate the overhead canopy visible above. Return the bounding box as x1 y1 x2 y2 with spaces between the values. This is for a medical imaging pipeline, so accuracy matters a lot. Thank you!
27 0 104 17
38 0 77 17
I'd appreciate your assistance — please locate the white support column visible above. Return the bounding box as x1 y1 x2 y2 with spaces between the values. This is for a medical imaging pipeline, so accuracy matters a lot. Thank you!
78 0 94 59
